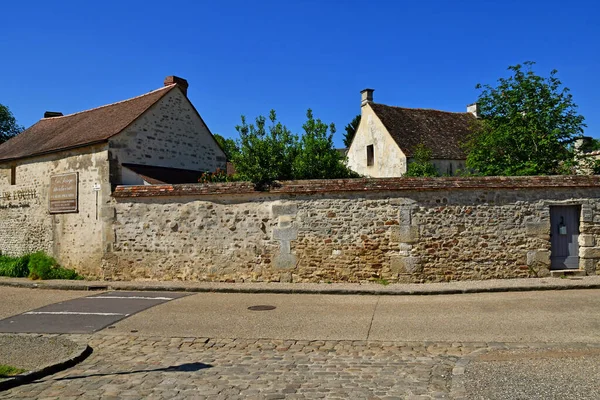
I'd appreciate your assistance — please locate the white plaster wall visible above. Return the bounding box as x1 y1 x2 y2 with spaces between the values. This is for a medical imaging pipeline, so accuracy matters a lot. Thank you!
108 88 227 184
347 104 407 177
0 144 110 276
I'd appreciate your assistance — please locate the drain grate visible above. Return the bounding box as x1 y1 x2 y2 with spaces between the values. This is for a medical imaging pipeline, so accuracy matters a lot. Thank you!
247 305 276 311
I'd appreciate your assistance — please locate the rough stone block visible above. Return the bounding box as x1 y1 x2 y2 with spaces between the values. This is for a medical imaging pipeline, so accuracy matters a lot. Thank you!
580 247 600 259
274 253 297 269
526 250 550 266
580 258 596 275
280 271 293 282
579 234 595 247
581 204 593 222
278 215 293 228
390 256 421 274
398 207 412 226
390 225 418 244
526 222 549 236
271 202 297 218
280 240 291 254
272 226 298 241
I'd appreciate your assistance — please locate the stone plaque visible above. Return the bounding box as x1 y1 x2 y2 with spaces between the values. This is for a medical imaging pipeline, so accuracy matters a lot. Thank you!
49 173 78 213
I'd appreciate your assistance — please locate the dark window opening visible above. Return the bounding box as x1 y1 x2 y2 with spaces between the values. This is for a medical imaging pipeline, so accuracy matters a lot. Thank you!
10 165 16 185
367 145 374 166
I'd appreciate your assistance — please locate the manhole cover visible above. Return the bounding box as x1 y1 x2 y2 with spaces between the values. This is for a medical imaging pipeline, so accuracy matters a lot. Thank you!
247 305 276 311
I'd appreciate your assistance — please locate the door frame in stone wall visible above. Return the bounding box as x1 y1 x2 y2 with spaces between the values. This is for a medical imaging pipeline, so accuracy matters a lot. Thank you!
549 205 580 270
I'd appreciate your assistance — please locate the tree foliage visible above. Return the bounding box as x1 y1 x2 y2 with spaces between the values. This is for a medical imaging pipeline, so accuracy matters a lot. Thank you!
232 110 299 188
0 104 23 144
404 144 439 177
293 109 358 179
213 133 239 160
232 109 358 187
343 114 361 148
464 62 586 176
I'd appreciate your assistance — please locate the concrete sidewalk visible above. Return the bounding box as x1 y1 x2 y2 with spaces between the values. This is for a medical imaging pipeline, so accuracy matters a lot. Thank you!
1 275 599 295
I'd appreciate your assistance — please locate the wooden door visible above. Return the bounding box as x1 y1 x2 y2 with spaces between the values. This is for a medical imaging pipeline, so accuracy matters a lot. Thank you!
550 206 580 270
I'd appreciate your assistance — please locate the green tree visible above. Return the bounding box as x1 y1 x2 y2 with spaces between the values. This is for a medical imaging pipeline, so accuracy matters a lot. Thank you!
343 114 361 148
0 104 23 144
232 110 299 188
464 62 586 176
213 133 239 160
404 144 438 177
293 109 358 179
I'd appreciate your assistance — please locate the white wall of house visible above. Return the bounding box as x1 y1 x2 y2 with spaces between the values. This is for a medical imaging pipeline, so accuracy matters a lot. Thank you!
347 103 407 177
108 88 227 184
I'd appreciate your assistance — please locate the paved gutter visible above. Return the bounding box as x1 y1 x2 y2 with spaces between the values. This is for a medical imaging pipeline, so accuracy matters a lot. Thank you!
1 276 599 296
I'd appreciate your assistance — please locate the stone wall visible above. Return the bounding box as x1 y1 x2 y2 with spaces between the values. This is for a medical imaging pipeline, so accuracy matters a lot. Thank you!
0 144 111 276
108 87 227 185
103 176 600 283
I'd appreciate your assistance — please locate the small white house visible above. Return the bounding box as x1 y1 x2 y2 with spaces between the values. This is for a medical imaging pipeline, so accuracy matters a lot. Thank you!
347 89 478 177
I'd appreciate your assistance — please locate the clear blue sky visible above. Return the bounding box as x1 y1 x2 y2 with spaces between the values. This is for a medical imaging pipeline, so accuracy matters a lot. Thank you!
2 0 598 147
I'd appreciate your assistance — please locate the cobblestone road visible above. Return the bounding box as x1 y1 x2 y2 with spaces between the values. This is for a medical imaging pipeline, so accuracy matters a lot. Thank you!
0 334 488 400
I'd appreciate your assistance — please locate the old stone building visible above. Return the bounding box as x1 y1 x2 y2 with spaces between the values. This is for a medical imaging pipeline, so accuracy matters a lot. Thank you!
347 89 477 177
0 76 226 271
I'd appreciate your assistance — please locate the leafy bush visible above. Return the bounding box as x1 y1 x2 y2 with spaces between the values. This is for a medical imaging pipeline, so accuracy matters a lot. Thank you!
0 252 81 280
0 255 29 277
198 168 236 183
232 109 359 188
404 144 439 177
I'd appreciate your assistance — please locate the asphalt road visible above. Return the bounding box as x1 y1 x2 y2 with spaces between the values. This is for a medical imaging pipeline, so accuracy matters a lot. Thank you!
0 288 599 342
0 291 188 334
108 289 600 343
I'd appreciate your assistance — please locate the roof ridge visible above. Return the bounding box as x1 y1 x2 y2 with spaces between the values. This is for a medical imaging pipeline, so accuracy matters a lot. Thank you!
41 84 176 120
372 102 471 115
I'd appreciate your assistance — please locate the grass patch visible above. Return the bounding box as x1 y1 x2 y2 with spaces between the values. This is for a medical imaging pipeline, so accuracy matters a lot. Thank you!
0 251 82 280
374 277 390 286
0 364 26 378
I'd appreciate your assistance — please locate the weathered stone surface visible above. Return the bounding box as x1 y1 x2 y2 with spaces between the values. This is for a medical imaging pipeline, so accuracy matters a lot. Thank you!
103 183 600 283
271 202 298 218
580 247 600 259
274 253 297 269
581 204 594 222
273 225 298 241
526 222 549 236
580 258 597 275
527 251 550 266
579 234 595 247
0 144 111 278
390 225 419 244
391 256 421 274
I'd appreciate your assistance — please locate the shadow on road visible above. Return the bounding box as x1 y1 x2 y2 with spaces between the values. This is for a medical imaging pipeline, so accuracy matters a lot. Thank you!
52 362 213 381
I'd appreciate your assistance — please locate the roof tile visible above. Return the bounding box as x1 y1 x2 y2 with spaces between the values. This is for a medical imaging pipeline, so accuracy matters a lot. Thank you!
0 85 176 162
369 103 476 159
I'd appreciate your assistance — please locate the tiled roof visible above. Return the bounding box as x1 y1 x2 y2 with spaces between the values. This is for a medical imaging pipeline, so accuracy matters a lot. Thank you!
0 85 176 162
369 103 476 159
122 163 204 185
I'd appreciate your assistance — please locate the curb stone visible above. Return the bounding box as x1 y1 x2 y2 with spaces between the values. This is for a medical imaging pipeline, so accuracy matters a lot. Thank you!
1 278 600 296
0 343 92 392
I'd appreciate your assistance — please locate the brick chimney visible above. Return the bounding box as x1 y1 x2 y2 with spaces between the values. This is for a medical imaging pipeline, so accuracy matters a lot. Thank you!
164 76 189 96
44 111 63 118
361 88 374 107
467 103 480 118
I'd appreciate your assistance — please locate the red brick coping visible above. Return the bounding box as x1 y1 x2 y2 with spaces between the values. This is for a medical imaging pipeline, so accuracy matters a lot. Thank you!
112 176 600 198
